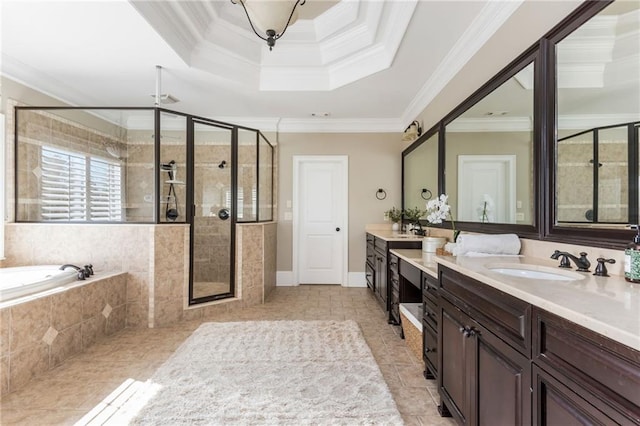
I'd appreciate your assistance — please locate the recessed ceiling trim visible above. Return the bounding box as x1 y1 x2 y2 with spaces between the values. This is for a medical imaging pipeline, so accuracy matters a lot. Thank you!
314 0 361 41
401 0 525 126
129 0 195 65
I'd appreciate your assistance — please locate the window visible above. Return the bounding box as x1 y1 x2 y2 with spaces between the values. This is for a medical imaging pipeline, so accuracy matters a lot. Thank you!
41 147 122 221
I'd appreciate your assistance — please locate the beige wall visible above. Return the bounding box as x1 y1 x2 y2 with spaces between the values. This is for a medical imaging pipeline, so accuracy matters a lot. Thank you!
415 0 583 133
275 132 403 272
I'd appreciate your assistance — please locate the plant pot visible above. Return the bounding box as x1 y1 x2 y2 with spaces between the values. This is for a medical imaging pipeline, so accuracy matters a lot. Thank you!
391 222 400 232
422 236 446 253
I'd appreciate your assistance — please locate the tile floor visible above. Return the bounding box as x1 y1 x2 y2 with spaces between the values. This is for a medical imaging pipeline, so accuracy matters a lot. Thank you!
0 285 455 425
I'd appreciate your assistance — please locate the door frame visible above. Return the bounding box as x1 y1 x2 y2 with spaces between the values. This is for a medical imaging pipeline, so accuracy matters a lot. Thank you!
457 154 516 223
292 155 349 286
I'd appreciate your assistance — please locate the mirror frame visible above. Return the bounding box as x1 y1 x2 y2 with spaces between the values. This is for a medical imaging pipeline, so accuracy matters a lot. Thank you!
544 0 635 248
401 0 636 249
401 122 442 218
401 45 543 239
442 47 541 238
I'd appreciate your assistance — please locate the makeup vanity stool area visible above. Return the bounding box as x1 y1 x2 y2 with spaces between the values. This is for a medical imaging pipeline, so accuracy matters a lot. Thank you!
365 231 421 317
390 250 640 426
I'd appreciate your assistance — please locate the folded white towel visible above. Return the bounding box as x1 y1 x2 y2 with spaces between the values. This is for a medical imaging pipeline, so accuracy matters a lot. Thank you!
453 234 521 256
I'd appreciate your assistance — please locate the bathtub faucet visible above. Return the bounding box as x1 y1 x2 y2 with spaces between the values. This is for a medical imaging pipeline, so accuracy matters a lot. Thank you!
59 264 86 280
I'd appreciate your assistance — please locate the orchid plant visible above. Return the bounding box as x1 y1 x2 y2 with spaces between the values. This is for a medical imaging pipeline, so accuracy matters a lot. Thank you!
425 193 458 241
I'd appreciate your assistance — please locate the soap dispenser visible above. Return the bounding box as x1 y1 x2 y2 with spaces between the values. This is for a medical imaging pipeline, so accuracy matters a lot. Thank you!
624 225 640 283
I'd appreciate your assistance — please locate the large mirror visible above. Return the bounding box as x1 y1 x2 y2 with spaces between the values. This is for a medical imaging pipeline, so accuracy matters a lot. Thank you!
445 61 535 225
555 1 640 228
402 130 439 214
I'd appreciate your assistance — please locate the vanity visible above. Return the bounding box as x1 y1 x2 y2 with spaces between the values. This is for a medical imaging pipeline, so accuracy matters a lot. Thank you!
390 249 640 426
365 231 422 320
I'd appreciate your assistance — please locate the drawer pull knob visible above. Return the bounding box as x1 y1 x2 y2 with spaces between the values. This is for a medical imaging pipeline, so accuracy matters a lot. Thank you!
459 326 478 338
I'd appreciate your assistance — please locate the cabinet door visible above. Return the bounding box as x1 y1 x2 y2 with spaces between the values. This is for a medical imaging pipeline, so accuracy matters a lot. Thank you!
533 365 615 425
440 297 532 426
439 298 473 424
475 321 531 426
376 253 387 308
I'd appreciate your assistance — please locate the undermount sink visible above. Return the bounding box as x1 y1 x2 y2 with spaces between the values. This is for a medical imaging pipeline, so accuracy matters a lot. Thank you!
486 263 586 281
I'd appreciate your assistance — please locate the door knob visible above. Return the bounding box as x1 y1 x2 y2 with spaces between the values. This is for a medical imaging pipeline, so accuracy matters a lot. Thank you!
336 227 341 232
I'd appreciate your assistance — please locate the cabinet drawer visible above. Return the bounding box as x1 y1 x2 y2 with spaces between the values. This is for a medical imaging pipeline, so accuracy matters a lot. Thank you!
389 274 400 292
374 237 387 252
440 266 531 356
423 321 438 376
366 233 374 244
389 254 399 274
422 274 438 304
423 299 438 330
400 259 421 289
533 307 640 423
366 244 375 266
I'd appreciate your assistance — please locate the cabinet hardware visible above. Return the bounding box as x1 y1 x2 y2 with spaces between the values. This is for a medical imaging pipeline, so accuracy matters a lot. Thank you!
459 326 478 338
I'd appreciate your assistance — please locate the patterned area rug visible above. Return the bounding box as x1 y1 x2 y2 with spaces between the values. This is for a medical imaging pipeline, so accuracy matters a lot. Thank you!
119 320 403 425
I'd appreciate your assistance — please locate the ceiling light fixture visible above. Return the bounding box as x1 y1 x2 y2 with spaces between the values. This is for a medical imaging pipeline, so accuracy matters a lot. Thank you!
231 0 306 51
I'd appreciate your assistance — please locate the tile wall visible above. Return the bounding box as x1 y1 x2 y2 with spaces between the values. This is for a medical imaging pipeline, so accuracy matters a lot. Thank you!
0 273 127 396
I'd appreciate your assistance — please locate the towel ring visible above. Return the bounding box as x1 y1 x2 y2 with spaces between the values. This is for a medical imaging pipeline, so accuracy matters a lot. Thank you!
421 188 432 200
376 188 387 200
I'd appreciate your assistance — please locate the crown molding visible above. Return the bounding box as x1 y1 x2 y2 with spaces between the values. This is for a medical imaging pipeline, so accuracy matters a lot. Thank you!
1 54 103 107
558 114 639 130
446 116 532 132
400 0 524 126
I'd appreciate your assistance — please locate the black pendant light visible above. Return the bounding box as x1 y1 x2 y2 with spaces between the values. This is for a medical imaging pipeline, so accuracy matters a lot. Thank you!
231 0 306 51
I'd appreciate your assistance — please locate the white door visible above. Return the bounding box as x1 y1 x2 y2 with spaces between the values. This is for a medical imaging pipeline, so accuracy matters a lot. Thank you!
457 155 516 223
293 156 348 285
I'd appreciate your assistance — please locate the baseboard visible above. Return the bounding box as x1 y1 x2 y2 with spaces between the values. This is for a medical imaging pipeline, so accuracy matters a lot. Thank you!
276 271 295 286
345 272 367 288
277 271 367 287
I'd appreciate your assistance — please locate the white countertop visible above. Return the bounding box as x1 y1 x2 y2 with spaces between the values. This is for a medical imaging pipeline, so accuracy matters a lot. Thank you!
367 230 424 242
389 249 640 351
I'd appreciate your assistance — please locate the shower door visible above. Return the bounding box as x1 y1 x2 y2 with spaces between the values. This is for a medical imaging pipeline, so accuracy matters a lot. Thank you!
189 119 235 304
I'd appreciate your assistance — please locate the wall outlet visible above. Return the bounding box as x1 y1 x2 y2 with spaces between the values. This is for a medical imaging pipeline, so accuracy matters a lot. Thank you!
516 212 525 221
284 212 293 221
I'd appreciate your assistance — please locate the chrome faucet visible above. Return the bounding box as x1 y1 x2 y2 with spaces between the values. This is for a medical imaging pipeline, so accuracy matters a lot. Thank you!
550 250 591 272
59 264 87 280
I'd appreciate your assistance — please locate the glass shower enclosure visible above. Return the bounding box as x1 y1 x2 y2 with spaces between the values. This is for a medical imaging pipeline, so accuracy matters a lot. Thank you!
14 106 274 305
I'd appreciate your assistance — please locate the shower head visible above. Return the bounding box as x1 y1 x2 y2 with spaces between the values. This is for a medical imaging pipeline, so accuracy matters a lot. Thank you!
160 160 177 181
160 160 176 171
218 160 227 169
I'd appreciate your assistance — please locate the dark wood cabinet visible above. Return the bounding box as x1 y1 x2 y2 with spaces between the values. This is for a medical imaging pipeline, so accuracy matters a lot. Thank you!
365 234 375 291
388 258 422 325
439 296 531 426
364 233 420 312
437 265 640 426
532 307 640 425
423 272 439 380
438 266 532 426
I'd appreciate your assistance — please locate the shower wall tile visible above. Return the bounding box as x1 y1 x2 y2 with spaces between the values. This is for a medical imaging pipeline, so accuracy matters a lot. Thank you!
52 287 83 331
0 355 9 396
106 305 127 335
0 309 10 358
9 297 51 352
125 302 148 329
9 341 49 392
81 315 106 349
81 282 107 321
50 323 82 368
